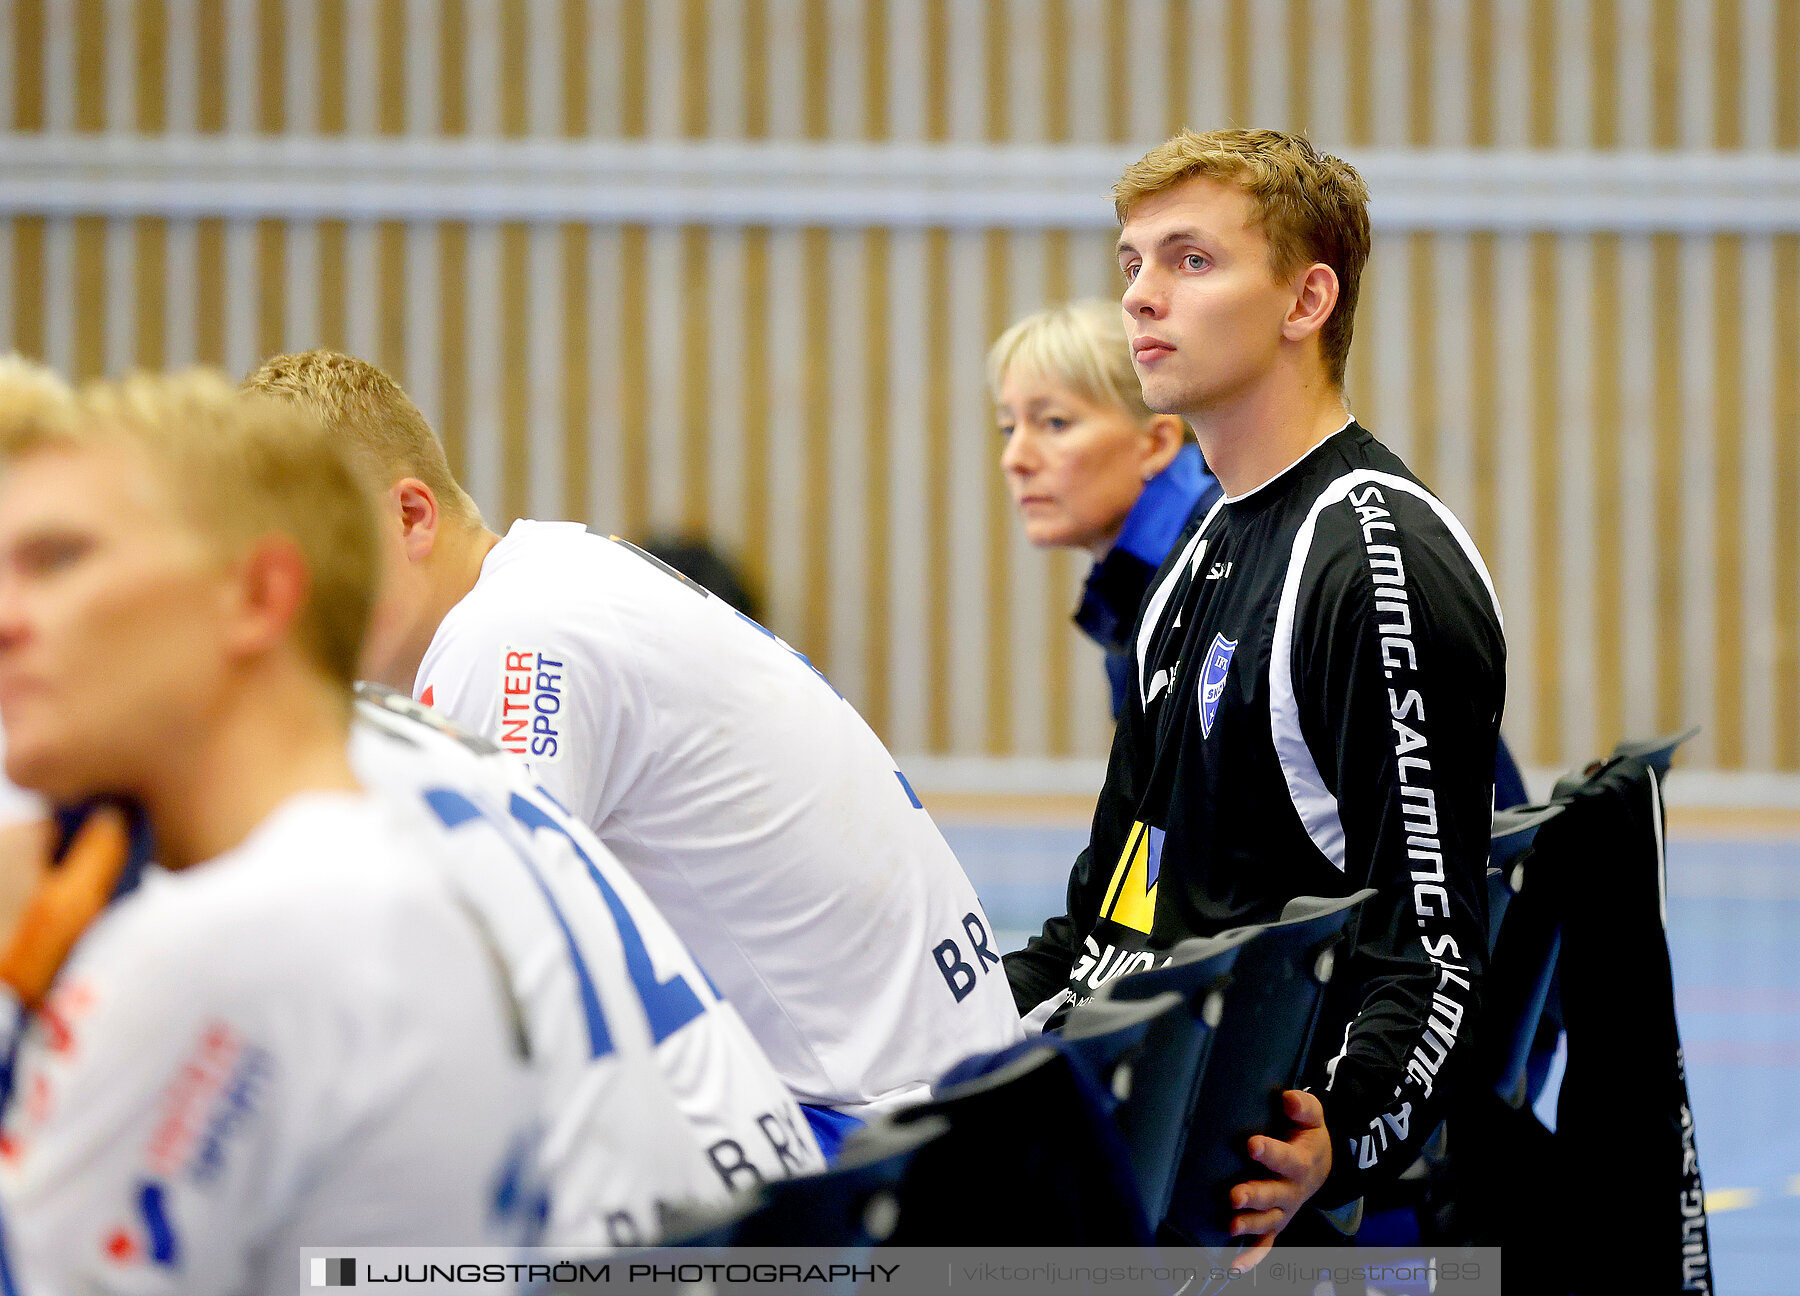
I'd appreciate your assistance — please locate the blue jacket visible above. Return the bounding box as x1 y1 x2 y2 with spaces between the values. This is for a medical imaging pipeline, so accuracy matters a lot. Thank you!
1073 444 1223 718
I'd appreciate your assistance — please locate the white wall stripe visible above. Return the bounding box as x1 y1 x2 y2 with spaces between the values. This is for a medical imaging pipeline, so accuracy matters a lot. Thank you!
41 0 74 134
827 0 866 142
222 218 258 379
41 218 73 377
1065 0 1108 145
1555 0 1591 148
763 228 807 645
1493 232 1535 758
1431 235 1473 521
1740 0 1776 151
162 218 197 368
462 222 504 520
344 221 381 362
1616 234 1660 739
704 228 747 556
1127 0 1169 143
0 219 12 353
826 228 870 706
644 0 681 141
1306 0 1348 147
1370 0 1411 146
946 0 985 144
282 0 316 137
103 217 134 376
1430 0 1469 146
1370 232 1413 462
883 228 930 753
1005 229 1050 758
1008 0 1046 147
586 0 622 140
946 228 988 752
1491 0 1530 149
526 224 565 519
765 0 806 140
1249 0 1289 131
526 0 563 137
1556 233 1597 762
283 221 320 350
583 225 623 532
1185 0 1229 133
884 0 926 143
1615 0 1653 149
1679 234 1717 764
1679 0 1715 149
104 0 136 135
643 225 685 531
344 0 379 137
708 0 746 139
225 0 257 136
465 0 501 138
1739 235 1777 769
402 222 443 433
405 0 440 136
0 0 14 134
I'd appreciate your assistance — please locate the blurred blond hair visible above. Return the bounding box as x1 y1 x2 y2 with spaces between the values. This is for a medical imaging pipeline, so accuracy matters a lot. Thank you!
244 349 482 528
0 354 75 440
1114 128 1370 387
0 368 381 692
987 299 1157 424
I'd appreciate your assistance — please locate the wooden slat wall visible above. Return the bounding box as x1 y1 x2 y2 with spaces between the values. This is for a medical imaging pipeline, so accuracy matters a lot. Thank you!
3 0 1798 776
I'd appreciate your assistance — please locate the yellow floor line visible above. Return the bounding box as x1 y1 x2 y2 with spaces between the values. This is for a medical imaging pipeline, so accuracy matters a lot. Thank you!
1704 1187 1761 1213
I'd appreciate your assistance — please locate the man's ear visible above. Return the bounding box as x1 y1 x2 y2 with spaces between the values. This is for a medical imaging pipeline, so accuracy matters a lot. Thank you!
1282 263 1340 344
392 478 441 562
225 535 311 660
1140 414 1188 480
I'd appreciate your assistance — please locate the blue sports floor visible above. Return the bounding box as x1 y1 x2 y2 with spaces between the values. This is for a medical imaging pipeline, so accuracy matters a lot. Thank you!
942 818 1800 1296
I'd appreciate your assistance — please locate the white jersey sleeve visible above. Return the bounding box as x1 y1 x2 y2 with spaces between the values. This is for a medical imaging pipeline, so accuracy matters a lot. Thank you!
416 523 1026 1114
352 688 823 1243
0 794 540 1296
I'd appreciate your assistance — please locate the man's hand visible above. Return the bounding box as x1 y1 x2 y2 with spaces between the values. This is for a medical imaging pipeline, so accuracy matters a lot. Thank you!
0 805 129 1009
1226 1088 1333 1273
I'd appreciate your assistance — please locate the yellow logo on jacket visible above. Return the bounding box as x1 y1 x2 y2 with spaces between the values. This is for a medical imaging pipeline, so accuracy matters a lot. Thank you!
1101 821 1165 935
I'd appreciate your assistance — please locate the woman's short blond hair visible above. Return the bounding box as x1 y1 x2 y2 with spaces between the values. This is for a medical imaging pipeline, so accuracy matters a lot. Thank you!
0 369 381 693
986 299 1154 423
244 349 482 528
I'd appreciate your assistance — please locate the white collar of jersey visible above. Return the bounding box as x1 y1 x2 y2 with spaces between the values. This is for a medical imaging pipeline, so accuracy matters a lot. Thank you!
1221 415 1356 504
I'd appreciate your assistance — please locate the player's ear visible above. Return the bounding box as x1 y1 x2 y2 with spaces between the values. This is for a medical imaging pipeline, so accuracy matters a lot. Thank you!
1282 263 1339 344
224 534 311 660
1140 414 1187 479
391 478 440 562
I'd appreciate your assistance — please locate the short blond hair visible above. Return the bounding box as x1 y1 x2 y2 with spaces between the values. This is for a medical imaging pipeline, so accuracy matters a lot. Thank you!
0 354 76 441
0 369 381 692
243 350 482 528
1114 128 1370 387
987 299 1157 424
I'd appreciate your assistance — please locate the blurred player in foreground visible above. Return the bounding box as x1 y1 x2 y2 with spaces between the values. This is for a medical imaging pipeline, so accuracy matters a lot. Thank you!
350 682 824 1244
247 352 1024 1151
0 370 542 1292
1005 130 1503 1265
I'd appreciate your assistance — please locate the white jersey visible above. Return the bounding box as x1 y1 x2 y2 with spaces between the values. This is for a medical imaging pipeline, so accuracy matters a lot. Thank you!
0 793 540 1296
350 687 822 1244
416 521 1025 1113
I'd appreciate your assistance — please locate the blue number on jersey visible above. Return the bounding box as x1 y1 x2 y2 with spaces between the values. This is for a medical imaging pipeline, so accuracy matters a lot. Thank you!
423 787 614 1060
507 792 707 1045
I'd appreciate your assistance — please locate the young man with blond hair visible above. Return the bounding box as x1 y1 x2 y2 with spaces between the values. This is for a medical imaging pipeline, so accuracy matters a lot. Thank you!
246 350 1023 1150
1005 130 1504 1260
0 371 544 1291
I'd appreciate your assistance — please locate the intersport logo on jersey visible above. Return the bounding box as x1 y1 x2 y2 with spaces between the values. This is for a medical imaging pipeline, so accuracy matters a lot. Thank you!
498 648 566 763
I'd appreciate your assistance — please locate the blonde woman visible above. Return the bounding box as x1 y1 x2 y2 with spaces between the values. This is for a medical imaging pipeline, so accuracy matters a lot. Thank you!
991 299 1222 717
